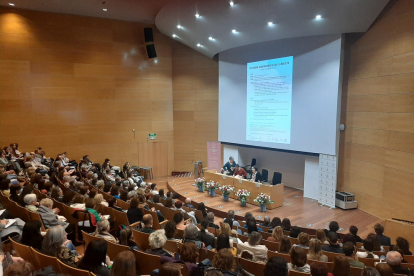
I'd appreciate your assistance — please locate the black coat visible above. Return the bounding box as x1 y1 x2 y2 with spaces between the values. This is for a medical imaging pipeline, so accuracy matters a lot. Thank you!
127 207 143 224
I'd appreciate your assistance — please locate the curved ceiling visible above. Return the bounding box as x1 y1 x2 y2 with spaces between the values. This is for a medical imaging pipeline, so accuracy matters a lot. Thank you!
155 0 389 58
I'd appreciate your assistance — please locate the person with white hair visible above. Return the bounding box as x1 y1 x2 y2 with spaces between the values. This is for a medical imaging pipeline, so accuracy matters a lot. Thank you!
184 198 195 209
93 219 116 243
24 194 38 212
145 230 172 257
386 251 410 275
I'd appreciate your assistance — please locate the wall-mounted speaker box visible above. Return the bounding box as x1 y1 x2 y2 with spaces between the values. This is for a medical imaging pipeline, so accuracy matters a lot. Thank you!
144 27 154 42
146 44 157 59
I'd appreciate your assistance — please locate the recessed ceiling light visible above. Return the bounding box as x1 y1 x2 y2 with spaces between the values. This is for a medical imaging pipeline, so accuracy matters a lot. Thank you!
154 59 158 64
230 1 234 6
268 22 274 26
172 34 177 38
208 36 214 40
232 29 237 33
315 15 322 19
177 25 182 29
8 3 15 5
197 43 201 47
103 8 107 11
195 13 200 18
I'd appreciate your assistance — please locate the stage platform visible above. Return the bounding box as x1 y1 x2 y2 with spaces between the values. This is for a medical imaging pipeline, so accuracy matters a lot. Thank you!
165 176 382 238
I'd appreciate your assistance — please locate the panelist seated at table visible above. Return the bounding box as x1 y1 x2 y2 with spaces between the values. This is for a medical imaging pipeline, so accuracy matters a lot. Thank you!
233 164 247 178
250 166 262 183
222 156 237 175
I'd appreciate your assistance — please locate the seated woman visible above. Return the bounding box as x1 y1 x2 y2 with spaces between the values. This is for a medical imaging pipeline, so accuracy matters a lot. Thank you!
70 194 86 210
307 239 328 262
50 187 63 202
316 229 329 245
198 218 215 249
183 224 205 249
174 212 187 231
20 220 43 251
220 223 242 247
24 194 38 212
295 233 310 249
17 184 34 206
159 263 183 276
356 237 379 259
179 242 200 276
107 197 125 212
9 184 21 203
268 226 284 242
145 230 173 257
92 219 116 243
94 193 109 207
289 226 301 238
0 178 11 197
126 198 143 224
79 186 89 199
85 198 102 223
243 217 263 235
237 231 268 262
77 239 111 276
164 197 175 210
279 236 292 254
165 221 181 242
41 226 80 267
110 186 120 199
213 234 237 256
288 247 310 273
110 251 137 276
41 181 53 196
212 248 236 274
119 226 139 250
0 217 25 242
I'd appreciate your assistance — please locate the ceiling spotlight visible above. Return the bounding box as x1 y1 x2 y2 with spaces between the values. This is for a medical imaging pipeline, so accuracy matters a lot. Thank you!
197 43 201 47
232 29 237 33
208 36 214 40
195 13 200 18
177 25 182 29
268 22 274 26
315 15 322 19
172 34 177 38
230 1 234 6
8 3 15 5
103 8 107 11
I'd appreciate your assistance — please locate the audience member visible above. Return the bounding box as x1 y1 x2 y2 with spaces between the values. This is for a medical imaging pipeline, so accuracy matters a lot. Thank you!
296 232 310 249
20 220 43 251
268 217 282 231
212 248 235 275
316 229 329 244
342 233 356 246
289 226 301 238
42 226 80 267
282 218 291 231
310 262 329 276
93 219 116 242
268 226 283 242
343 241 365 268
321 232 344 254
396 237 412 255
197 202 208 219
50 187 63 202
3 261 35 276
110 251 137 276
77 239 111 276
179 242 199 275
356 236 379 259
220 222 241 247
173 212 187 231
119 226 139 250
140 214 155 234
279 236 292 254
375 224 391 247
23 194 38 212
237 231 268 262
94 193 108 207
307 238 328 262
375 263 394 276
146 230 172 257
260 216 271 227
332 256 352 276
214 234 237 256
288 246 310 273
62 190 75 206
361 267 380 276
198 218 215 248
9 184 21 203
70 194 86 209
165 221 180 242
107 197 124 212
184 198 195 209
183 224 204 249
367 233 384 252
150 183 158 195
159 263 183 276
386 251 410 276
85 198 102 222
264 256 288 276
349 225 363 243
207 212 220 229
225 210 240 227
126 198 143 224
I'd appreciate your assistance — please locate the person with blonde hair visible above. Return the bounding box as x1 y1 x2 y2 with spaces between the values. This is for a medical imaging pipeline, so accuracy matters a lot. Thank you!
94 193 108 207
237 231 268 262
219 222 241 247
307 239 328 262
268 226 283 242
93 219 116 243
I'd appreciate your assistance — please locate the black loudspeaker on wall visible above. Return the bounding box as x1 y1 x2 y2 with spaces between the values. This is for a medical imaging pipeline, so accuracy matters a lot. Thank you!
146 44 157 59
144 27 154 42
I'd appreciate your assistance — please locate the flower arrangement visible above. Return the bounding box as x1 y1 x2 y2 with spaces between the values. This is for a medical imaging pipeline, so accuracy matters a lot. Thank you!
195 177 205 188
235 189 250 205
205 181 220 190
218 185 235 196
253 193 274 205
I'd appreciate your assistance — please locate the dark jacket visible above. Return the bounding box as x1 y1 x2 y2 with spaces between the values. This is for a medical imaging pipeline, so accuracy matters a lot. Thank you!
376 234 391 247
145 248 172 257
198 231 215 248
389 265 410 276
208 222 220 230
322 244 344 254
139 227 155 234
184 203 195 209
127 207 143 224
253 172 262 182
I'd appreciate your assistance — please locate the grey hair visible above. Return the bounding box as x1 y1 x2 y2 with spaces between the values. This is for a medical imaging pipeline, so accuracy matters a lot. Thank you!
229 156 234 160
149 229 167 249
227 210 235 219
62 176 71 183
97 180 105 189
248 231 262 246
42 226 66 256
40 198 53 209
207 212 215 223
184 224 199 240
95 219 110 234
386 251 402 266
185 198 191 204
264 216 270 223
24 194 37 205
94 194 104 204
128 191 137 198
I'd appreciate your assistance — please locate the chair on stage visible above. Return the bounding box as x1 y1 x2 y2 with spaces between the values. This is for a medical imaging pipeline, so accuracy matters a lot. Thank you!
271 172 282 185
262 169 268 182
245 158 257 177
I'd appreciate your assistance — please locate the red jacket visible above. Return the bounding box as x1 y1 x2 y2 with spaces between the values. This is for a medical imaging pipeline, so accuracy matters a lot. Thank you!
233 168 247 178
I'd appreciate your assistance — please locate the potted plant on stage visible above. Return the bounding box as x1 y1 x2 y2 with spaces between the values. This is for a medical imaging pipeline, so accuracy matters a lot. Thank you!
254 193 274 212
235 189 250 207
219 185 234 202
195 177 206 192
205 181 220 197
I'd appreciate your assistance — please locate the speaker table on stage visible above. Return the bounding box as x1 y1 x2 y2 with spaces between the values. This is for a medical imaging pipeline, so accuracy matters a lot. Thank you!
335 191 358 210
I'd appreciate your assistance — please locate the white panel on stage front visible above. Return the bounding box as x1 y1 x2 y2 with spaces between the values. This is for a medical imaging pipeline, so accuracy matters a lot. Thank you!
304 156 319 200
318 154 337 208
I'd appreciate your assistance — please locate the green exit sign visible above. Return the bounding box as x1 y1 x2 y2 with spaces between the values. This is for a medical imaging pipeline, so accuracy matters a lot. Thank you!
148 133 157 140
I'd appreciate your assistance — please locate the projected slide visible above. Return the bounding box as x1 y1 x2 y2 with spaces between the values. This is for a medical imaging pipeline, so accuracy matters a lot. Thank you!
246 56 293 144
